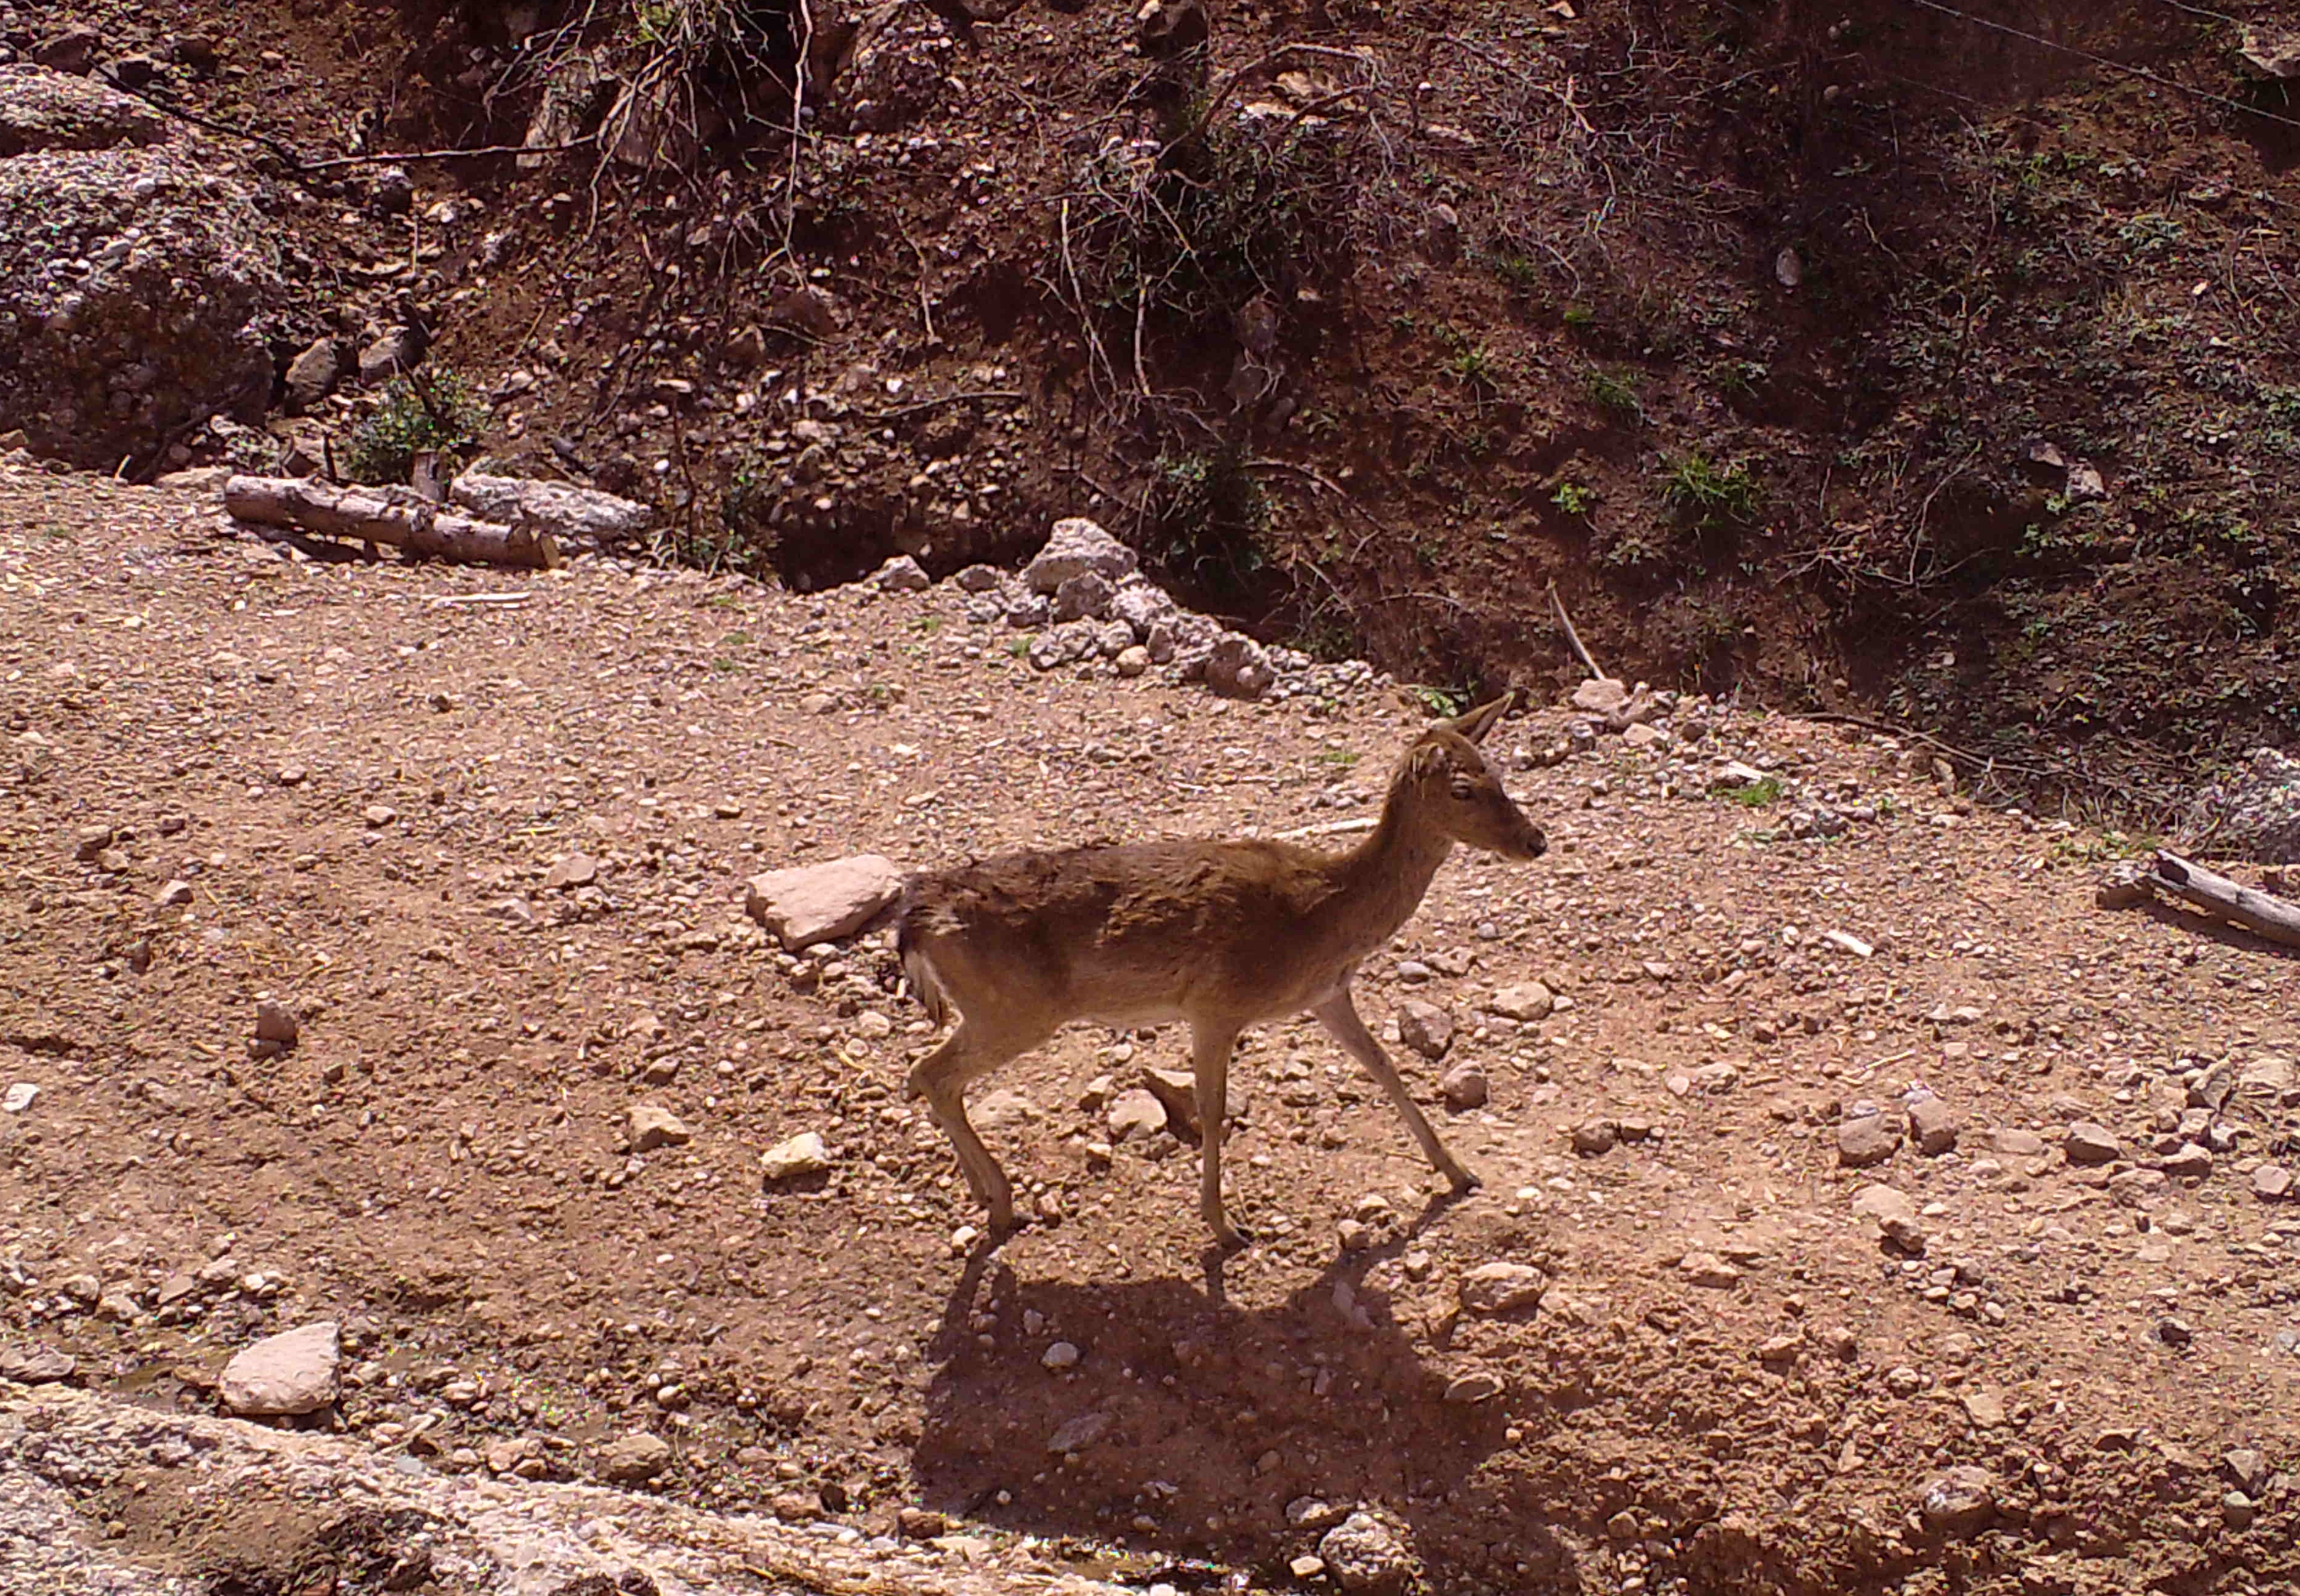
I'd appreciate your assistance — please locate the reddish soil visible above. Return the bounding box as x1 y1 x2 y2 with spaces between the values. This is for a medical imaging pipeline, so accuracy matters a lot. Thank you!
4 464 2298 1594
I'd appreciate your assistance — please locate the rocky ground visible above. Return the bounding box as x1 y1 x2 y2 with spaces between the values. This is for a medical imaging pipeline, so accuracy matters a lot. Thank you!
2 460 2299 1595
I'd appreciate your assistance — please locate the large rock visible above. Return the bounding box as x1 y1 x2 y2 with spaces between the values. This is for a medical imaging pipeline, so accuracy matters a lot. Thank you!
1851 1183 1925 1252
1317 1510 1417 1595
0 68 279 470
0 63 165 155
220 1321 340 1417
449 472 654 549
1396 1000 1454 1060
2180 748 2300 863
1025 517 1137 594
744 855 904 950
597 1430 673 1483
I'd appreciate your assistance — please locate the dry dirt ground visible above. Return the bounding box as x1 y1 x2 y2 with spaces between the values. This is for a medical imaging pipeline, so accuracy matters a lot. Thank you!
3 460 2300 1595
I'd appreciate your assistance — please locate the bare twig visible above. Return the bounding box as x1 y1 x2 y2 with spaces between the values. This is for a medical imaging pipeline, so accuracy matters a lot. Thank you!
1547 580 1607 681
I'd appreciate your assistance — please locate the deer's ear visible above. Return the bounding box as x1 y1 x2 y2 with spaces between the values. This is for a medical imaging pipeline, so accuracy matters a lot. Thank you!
1437 689 1520 745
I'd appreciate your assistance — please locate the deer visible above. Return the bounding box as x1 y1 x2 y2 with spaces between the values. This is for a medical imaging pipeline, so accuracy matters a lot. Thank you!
894 690 1545 1250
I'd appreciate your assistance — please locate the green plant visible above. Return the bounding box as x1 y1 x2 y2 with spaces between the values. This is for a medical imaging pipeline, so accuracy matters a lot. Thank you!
1551 481 1595 517
1721 775 1784 807
1661 451 1759 527
1148 447 1270 602
1581 366 1643 421
1490 253 1544 292
1317 747 1361 767
1410 685 1465 717
1436 325 1501 394
341 371 489 485
699 459 780 577
1562 305 1595 328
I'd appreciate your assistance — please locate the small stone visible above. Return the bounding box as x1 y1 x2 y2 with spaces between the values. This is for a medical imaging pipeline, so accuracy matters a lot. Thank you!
72 824 115 862
1993 1127 2046 1157
758 1131 829 1181
771 1490 824 1523
628 1105 690 1152
897 1507 948 1539
1139 1066 1201 1136
1754 1334 1802 1365
1041 1342 1081 1370
1571 1120 1618 1156
597 1431 673 1483
363 804 398 828
1052 570 1117 623
1 1083 38 1114
1459 1261 1547 1315
220 1321 340 1417
1919 1466 1999 1535
545 852 599 890
1438 1063 1487 1110
2253 1165 2292 1201
157 879 194 907
1962 1391 2006 1428
1046 1410 1111 1454
2157 1316 2195 1348
1106 1088 1167 1142
1488 982 1553 1022
0 1346 75 1383
744 854 904 949
2065 1121 2122 1166
1443 1370 1504 1403
1114 645 1150 678
2224 1449 2268 1493
1396 1000 1454 1060
1287 1497 1345 1531
1621 722 1670 750
1570 678 1629 715
2224 1491 2257 1529
2157 1142 2213 1179
1885 1365 1927 1397
1290 1556 1326 1581
1907 1095 1959 1155
1679 1252 1743 1288
1836 1113 1902 1168
1205 634 1275 700
254 1001 299 1048
1851 1183 1925 1252
1318 1511 1415 1596
871 555 931 592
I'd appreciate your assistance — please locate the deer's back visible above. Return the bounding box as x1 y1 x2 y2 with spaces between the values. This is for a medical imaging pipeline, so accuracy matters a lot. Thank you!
902 838 1354 1024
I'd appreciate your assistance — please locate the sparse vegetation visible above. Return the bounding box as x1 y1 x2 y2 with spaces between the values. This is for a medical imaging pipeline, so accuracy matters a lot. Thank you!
1661 451 1759 527
340 372 489 487
1581 366 1643 421
1551 481 1595 517
1721 774 1784 806
1148 448 1272 604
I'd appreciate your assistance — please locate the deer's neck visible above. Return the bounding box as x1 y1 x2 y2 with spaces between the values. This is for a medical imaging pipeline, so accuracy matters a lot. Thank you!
1328 783 1452 950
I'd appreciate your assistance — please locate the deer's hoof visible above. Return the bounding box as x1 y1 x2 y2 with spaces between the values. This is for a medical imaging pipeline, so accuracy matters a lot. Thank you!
1448 1167 1482 1195
1211 1222 1254 1252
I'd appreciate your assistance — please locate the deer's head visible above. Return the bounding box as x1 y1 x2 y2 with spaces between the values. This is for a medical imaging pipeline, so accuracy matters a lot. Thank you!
1403 692 1547 861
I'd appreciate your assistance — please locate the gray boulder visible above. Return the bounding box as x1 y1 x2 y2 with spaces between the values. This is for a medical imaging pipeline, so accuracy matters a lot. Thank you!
0 68 278 469
2181 747 2300 863
448 472 653 549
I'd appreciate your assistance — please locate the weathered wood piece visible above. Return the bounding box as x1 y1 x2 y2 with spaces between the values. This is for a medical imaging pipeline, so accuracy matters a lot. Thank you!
223 475 559 569
2099 849 2300 950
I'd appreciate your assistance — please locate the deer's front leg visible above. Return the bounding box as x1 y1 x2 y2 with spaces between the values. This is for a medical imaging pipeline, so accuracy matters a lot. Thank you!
1188 1022 1249 1249
1312 988 1479 1194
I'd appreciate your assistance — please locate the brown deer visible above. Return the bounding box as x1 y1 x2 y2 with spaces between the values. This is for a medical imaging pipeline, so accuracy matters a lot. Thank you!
895 692 1545 1249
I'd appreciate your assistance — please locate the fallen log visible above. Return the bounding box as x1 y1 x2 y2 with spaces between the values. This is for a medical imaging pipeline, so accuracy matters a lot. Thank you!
2098 848 2300 950
223 475 559 569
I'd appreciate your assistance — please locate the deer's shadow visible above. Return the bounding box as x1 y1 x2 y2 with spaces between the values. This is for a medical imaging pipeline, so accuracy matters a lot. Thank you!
911 1214 1581 1588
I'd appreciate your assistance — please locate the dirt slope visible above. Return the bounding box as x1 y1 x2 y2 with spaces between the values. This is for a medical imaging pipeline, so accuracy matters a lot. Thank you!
3 462 2298 1593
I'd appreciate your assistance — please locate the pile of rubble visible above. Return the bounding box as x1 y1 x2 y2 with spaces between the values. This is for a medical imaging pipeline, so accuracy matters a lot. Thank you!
868 517 1385 706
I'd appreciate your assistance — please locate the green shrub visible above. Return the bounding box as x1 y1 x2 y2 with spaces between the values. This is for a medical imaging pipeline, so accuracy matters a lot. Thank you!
1662 450 1759 526
341 371 489 485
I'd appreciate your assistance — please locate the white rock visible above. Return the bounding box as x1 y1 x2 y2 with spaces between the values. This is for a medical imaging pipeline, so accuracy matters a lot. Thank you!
870 555 931 592
629 1105 690 1152
744 854 904 949
1488 982 1554 1022
1 1083 37 1114
220 1321 340 1417
1024 518 1136 593
759 1131 830 1182
448 473 653 547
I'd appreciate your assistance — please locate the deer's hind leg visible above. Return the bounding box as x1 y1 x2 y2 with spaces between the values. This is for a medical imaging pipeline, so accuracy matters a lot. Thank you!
905 1015 1052 1233
1188 1021 1248 1250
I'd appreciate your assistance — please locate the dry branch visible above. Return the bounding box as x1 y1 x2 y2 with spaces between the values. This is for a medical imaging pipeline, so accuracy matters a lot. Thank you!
225 476 560 569
1547 580 1606 681
2098 849 2300 950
